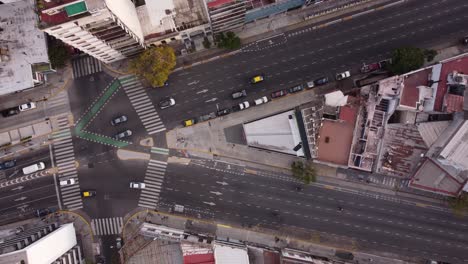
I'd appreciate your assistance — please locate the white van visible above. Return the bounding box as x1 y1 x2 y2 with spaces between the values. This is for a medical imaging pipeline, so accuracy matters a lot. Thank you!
22 162 45 175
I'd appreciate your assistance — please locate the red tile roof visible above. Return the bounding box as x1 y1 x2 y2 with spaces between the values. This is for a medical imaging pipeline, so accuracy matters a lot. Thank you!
445 94 464 113
184 253 215 264
40 11 70 26
400 69 430 108
435 56 468 111
339 104 358 125
207 0 235 8
317 120 354 166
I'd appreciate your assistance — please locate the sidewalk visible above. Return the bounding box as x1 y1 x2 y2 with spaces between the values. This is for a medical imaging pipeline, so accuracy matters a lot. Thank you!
122 209 418 264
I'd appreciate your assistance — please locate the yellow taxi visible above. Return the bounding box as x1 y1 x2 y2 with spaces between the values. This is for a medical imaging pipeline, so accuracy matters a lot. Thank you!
81 190 96 198
250 74 265 84
183 119 196 127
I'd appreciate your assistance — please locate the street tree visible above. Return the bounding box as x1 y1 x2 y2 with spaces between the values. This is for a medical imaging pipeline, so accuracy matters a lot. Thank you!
291 161 317 184
424 49 438 62
48 41 69 69
388 47 425 74
217 31 241 50
449 194 468 216
129 46 176 88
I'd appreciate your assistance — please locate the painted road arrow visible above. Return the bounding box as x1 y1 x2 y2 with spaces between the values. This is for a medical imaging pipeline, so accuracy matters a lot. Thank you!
14 197 27 201
12 186 24 191
205 98 217 103
196 89 209 94
216 181 228 186
210 191 222 196
203 202 216 206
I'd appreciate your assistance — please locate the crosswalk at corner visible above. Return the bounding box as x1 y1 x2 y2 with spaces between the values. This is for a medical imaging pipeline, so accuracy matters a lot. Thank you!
151 147 169 156
50 115 83 211
368 176 410 188
71 55 102 79
46 90 70 112
91 217 123 236
119 76 166 135
138 159 167 209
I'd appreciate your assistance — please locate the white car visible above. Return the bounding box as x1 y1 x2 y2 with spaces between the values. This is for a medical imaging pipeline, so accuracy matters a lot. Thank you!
130 182 146 189
336 71 351 81
254 96 268 106
18 102 37 111
60 178 76 186
239 101 250 110
306 81 315 89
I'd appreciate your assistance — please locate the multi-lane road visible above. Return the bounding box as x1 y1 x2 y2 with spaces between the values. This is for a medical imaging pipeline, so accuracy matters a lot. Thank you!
159 159 468 263
151 0 468 129
1 0 468 262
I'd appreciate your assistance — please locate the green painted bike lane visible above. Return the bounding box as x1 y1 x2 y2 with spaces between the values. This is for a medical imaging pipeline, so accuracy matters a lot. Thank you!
73 75 136 148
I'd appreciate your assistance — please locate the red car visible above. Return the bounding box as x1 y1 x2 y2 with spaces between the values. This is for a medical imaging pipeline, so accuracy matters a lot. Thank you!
271 89 288 98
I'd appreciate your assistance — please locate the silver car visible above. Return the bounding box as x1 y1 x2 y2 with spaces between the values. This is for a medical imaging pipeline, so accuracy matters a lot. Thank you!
111 115 128 126
114 130 132 140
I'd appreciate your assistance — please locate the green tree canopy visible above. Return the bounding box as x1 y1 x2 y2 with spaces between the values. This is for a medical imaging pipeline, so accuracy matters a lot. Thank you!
449 194 468 217
217 32 241 50
389 47 425 75
291 161 317 184
129 46 176 88
48 41 69 69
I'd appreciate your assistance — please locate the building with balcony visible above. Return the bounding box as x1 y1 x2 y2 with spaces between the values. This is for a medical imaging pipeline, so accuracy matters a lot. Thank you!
39 0 145 64
206 0 247 34
0 223 83 264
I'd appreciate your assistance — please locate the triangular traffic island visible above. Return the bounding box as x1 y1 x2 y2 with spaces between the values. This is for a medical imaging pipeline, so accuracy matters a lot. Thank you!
74 76 135 148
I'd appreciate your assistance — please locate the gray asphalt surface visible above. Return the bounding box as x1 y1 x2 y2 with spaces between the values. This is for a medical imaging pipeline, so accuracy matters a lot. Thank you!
159 159 468 263
150 0 468 130
0 148 57 225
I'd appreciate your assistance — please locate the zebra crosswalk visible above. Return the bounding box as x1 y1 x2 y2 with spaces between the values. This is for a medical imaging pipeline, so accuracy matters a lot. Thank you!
151 147 169 156
138 159 167 209
46 90 70 112
368 176 410 189
91 217 123 236
72 55 102 79
120 76 166 135
51 115 83 211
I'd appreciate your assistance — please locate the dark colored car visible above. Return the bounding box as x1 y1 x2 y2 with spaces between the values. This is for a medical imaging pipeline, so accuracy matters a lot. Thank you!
232 104 242 112
461 36 468 45
217 108 231 116
314 77 329 86
288 84 304 93
158 97 175 109
1 107 20 117
231 90 247 99
0 160 16 170
271 89 288 98
34 208 51 217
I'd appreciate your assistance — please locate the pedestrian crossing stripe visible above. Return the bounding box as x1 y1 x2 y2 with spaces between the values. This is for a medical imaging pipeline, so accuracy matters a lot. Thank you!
91 217 123 236
151 147 169 155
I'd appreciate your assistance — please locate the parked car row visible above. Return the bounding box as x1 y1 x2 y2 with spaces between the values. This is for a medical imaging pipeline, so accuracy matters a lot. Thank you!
1 102 37 117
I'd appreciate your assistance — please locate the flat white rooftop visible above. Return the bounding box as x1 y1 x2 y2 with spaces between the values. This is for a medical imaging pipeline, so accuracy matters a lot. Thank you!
243 110 305 156
0 0 49 95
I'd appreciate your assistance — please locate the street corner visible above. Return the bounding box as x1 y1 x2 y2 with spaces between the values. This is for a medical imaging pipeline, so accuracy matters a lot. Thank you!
116 149 150 161
139 137 154 147
167 156 191 165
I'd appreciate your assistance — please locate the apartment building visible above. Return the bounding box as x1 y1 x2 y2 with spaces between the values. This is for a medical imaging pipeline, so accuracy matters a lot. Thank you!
39 0 145 64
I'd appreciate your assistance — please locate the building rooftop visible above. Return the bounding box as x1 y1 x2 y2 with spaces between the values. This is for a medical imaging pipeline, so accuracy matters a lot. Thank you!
437 55 468 111
0 223 77 264
0 0 49 95
139 0 209 42
417 121 450 147
377 123 428 177
243 110 305 157
409 158 464 197
400 68 431 110
126 239 183 264
317 102 358 167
